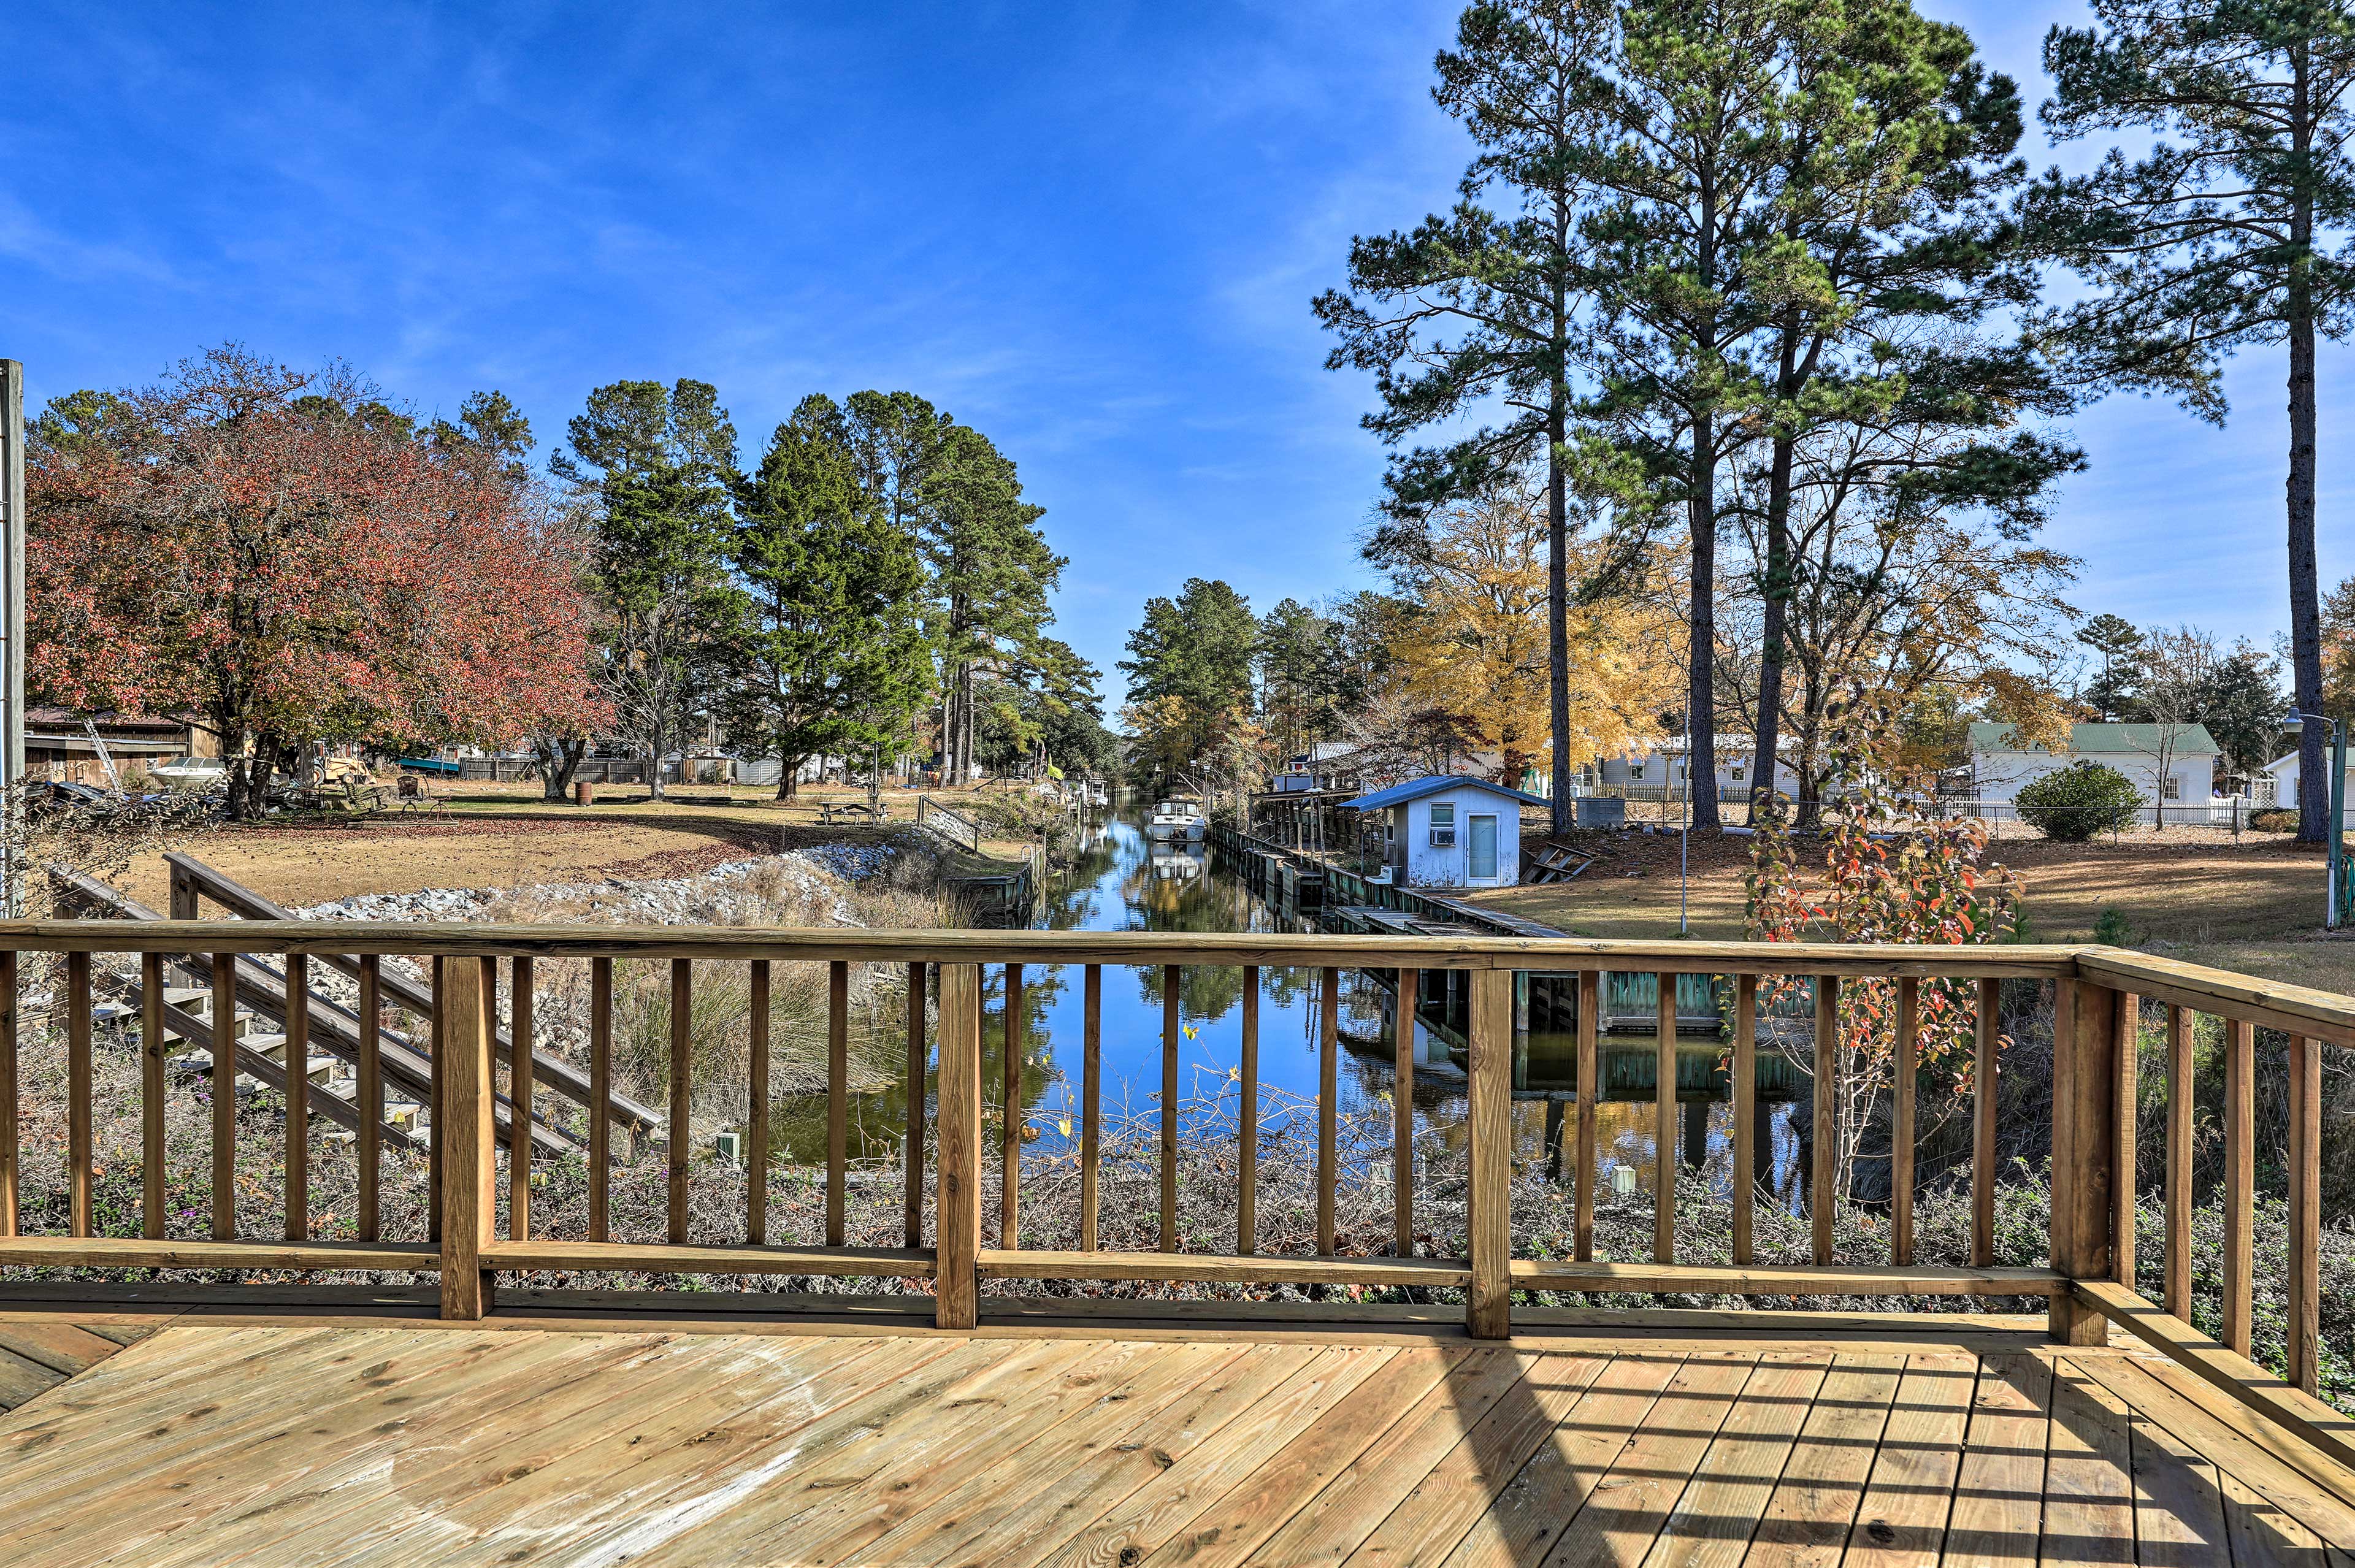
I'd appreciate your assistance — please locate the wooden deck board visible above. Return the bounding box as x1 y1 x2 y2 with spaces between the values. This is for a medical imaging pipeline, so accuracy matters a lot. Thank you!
0 1314 2351 1567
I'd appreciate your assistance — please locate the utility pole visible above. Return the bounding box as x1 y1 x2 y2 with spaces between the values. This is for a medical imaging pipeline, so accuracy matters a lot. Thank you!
0 361 25 916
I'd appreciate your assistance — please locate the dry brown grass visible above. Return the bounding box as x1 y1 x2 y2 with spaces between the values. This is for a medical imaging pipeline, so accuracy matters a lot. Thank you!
1483 824 2355 991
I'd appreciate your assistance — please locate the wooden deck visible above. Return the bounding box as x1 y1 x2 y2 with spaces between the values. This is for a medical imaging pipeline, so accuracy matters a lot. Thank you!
3 1304 2352 1565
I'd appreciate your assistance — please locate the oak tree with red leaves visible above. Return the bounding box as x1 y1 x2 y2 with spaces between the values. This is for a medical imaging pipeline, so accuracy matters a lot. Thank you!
26 346 605 818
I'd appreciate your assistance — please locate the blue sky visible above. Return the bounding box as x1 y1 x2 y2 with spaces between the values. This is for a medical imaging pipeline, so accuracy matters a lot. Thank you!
2 1 2343 700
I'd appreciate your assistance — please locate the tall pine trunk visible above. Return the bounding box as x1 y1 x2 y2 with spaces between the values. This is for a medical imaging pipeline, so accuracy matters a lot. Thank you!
1547 399 1572 836
2291 64 2328 846
1753 323 1799 827
1688 407 1720 832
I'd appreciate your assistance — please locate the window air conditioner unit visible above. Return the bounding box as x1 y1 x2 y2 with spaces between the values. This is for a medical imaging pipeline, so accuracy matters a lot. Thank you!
1430 828 1457 847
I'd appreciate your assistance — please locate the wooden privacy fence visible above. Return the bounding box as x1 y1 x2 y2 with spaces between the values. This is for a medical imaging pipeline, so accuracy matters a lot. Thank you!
2 924 2352 1461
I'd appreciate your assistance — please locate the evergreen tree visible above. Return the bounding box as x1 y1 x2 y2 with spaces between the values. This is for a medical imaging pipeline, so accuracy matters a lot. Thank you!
727 395 930 798
917 424 1066 783
2199 640 2289 779
1120 579 1260 784
2026 0 2355 841
2077 612 2147 720
553 379 741 800
1316 0 1612 832
1726 0 2036 825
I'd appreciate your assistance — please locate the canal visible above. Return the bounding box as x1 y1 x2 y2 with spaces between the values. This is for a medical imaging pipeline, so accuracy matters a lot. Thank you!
1007 798 1812 1207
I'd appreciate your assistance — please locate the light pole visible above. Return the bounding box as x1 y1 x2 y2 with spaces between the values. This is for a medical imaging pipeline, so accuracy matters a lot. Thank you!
2287 711 2346 930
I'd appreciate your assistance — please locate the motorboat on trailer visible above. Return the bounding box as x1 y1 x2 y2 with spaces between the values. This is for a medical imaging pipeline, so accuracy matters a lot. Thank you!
1145 797 1206 842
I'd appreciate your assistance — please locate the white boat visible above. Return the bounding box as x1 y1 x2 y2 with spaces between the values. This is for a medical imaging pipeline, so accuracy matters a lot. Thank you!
1144 798 1206 842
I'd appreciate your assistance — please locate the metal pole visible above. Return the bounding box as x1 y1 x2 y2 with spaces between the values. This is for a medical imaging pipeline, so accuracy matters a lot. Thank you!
1680 714 1691 936
0 361 23 917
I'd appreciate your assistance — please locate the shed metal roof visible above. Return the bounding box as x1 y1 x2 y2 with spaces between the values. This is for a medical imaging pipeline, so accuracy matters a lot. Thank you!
1343 775 1552 811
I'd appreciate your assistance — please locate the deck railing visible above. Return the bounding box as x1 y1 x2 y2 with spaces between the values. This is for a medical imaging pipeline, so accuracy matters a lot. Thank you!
2 922 2351 1461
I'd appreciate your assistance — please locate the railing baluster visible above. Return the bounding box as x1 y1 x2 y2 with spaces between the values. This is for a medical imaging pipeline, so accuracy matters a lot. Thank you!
1576 969 1598 1263
749 959 770 1246
2291 1033 2321 1394
903 961 925 1251
438 955 496 1321
284 952 308 1242
2050 979 2121 1346
935 963 982 1330
1081 964 1101 1253
2112 991 2139 1292
1160 964 1179 1253
589 957 611 1243
2164 1003 2192 1318
1972 978 1997 1269
508 957 530 1242
1465 967 1512 1340
67 950 92 1239
1318 966 1339 1256
212 949 237 1241
1392 965 1415 1256
1004 962 1025 1247
1239 965 1258 1256
829 959 848 1249
1653 969 1675 1264
1813 974 1838 1266
668 957 691 1245
1893 975 1916 1268
358 955 380 1243
0 951 13 1237
142 952 164 1240
1733 973 1756 1266
429 956 443 1244
2223 1016 2253 1357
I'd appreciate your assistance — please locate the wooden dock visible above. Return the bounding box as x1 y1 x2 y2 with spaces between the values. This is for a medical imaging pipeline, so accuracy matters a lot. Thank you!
2 1299 2351 1564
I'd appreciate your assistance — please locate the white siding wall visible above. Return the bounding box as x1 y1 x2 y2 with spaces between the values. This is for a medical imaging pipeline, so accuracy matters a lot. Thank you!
1970 749 2215 807
1391 787 1521 889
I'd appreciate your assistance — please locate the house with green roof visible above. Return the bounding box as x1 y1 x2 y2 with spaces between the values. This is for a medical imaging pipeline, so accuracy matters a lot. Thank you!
1966 721 2220 816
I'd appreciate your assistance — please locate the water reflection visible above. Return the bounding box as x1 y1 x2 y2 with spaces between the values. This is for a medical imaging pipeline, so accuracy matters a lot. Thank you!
768 798 1810 1209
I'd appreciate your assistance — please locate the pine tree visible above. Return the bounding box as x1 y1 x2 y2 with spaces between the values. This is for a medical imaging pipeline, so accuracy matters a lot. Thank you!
1316 0 1612 833
2076 613 2147 720
728 395 930 798
554 380 741 800
2026 0 2355 842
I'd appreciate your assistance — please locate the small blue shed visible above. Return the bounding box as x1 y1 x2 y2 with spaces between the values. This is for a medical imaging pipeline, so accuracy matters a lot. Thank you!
1343 776 1548 889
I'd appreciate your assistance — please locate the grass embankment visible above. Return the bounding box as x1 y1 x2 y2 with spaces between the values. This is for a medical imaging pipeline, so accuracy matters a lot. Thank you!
1480 823 2355 992
109 778 1054 911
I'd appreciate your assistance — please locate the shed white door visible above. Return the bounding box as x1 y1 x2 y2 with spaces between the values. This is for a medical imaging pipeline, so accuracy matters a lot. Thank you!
1467 813 1499 881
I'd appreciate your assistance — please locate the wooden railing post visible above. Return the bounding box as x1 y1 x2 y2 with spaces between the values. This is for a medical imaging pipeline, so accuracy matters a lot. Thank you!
934 963 982 1329
438 955 496 1321
2050 979 2119 1345
1466 967 1513 1340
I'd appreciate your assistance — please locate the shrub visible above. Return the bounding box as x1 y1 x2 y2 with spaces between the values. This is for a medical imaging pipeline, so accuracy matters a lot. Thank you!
2251 807 2300 833
2015 760 2143 841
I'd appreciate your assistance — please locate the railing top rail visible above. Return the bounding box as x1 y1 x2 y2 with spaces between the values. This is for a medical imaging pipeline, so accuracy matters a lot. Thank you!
1 918 2089 976
2081 946 2355 1047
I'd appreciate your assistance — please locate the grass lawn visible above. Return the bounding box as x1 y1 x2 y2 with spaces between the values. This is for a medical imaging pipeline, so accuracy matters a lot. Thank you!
1477 822 2355 995
104 778 1024 911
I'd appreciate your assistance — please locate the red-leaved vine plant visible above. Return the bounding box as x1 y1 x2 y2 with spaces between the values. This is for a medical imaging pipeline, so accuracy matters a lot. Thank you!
1745 703 2023 1204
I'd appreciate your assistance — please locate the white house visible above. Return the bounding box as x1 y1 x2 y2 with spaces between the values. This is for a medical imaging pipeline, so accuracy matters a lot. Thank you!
2259 749 2355 810
1591 738 1802 799
1343 776 1547 889
1966 722 2218 808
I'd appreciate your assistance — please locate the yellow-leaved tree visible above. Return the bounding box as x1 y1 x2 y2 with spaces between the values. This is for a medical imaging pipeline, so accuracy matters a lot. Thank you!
1383 483 1675 789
